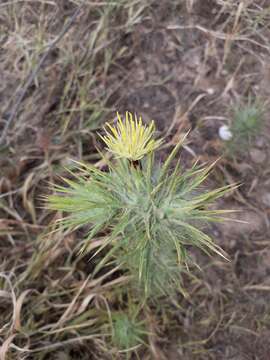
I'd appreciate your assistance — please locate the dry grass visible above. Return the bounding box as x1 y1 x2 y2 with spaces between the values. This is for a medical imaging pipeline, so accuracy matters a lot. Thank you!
1 0 270 359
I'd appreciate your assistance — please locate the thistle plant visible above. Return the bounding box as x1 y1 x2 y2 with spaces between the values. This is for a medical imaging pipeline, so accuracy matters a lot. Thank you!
111 312 146 351
48 111 231 299
225 100 265 154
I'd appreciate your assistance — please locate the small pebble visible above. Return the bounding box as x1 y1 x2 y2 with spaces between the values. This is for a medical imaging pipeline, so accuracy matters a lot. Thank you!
255 137 265 148
218 125 233 141
206 88 215 95
250 148 266 164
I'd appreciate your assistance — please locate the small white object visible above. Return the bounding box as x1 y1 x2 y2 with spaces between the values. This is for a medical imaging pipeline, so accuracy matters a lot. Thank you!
206 88 215 95
219 125 233 141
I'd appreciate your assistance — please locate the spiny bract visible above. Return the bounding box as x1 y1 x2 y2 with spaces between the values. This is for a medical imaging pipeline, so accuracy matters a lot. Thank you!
48 130 232 298
99 111 163 161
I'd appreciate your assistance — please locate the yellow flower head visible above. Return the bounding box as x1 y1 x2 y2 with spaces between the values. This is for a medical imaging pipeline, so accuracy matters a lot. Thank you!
100 111 163 161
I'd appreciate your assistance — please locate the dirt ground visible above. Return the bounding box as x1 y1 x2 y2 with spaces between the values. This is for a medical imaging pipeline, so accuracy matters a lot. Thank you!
1 1 270 359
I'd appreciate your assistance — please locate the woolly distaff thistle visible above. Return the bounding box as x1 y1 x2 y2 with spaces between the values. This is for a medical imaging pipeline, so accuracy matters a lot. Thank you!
48 111 232 298
99 111 163 161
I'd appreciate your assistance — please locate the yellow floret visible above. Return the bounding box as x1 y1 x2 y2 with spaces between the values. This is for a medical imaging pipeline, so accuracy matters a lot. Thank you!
100 111 163 161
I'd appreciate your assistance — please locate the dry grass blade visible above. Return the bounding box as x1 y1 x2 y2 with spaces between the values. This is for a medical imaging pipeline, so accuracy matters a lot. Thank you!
13 289 32 331
54 275 91 329
0 335 16 360
0 4 83 145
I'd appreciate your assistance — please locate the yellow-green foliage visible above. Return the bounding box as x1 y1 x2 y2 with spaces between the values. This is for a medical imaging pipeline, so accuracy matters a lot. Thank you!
48 112 232 299
227 101 265 154
99 111 163 161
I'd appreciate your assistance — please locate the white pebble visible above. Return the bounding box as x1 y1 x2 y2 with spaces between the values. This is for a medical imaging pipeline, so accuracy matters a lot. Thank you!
219 125 233 141
207 88 215 95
